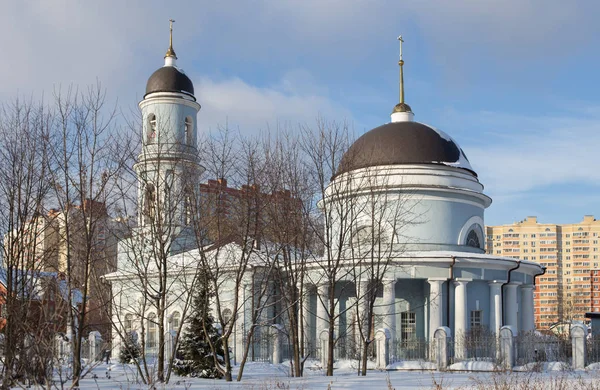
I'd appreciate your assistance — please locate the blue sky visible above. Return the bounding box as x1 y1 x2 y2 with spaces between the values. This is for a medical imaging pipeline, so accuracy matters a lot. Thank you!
2 0 600 226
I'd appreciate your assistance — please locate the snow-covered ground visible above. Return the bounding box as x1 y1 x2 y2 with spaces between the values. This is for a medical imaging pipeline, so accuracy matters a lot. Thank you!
48 360 600 390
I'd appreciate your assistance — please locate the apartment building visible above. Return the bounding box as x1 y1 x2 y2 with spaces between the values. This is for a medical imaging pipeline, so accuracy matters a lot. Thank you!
486 215 600 329
4 200 119 342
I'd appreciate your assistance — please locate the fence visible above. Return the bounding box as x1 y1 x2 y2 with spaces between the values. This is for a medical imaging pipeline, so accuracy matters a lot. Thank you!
515 331 571 366
587 334 600 365
244 325 294 364
451 329 498 364
392 339 430 362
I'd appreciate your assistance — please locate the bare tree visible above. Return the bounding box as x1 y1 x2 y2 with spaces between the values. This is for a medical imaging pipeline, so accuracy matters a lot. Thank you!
49 83 126 388
107 106 202 384
346 166 417 375
0 98 57 388
191 127 274 382
259 129 314 377
299 118 361 376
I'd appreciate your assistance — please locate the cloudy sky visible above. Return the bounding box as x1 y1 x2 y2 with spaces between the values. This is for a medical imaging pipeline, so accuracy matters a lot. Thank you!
2 0 600 226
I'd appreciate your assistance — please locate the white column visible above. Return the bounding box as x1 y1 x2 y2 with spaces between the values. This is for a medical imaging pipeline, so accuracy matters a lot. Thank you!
453 279 469 359
236 282 252 363
358 280 369 322
427 279 445 342
504 282 520 332
520 284 535 332
382 279 397 355
317 283 329 333
299 283 311 350
489 281 504 334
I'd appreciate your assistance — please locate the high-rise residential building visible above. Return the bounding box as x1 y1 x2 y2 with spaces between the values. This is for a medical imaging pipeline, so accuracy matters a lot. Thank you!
486 216 600 329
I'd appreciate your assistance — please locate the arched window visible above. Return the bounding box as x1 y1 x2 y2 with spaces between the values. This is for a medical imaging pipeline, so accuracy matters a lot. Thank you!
545 228 551 232
144 183 156 222
182 185 194 225
147 114 157 144
222 308 232 325
466 230 481 248
184 116 193 145
170 311 181 331
124 314 133 333
147 313 157 351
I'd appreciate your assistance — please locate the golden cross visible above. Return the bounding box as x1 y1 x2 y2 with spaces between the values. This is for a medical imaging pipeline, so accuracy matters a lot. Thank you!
169 19 175 46
398 35 404 61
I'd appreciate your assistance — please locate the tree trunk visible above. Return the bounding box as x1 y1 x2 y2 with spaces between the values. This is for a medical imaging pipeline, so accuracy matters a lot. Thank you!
72 331 81 387
289 312 302 377
236 326 255 381
326 290 335 376
222 337 233 381
157 310 165 382
361 336 369 376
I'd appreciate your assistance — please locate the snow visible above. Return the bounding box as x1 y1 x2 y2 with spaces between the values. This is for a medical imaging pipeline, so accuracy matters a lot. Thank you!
387 360 437 370
421 122 475 172
513 361 571 372
447 361 499 372
39 360 600 389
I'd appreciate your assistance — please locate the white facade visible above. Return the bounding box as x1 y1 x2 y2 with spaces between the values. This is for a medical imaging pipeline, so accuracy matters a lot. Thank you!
106 43 544 364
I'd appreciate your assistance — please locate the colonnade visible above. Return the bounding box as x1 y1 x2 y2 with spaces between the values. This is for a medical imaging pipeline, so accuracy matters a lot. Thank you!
306 277 536 356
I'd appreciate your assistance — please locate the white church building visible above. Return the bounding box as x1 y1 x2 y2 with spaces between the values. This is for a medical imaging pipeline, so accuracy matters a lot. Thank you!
106 30 544 364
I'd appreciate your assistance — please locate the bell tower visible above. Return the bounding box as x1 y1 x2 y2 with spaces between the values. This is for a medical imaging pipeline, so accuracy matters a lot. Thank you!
134 20 202 240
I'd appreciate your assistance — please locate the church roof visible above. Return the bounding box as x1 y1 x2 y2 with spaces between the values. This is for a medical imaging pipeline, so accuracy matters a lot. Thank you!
335 121 476 177
145 66 195 99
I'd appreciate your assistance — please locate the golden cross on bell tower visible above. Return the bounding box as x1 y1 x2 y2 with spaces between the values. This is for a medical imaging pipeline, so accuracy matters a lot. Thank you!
165 18 177 59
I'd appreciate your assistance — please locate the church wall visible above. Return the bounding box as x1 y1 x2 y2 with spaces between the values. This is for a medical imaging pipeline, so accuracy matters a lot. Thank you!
398 196 484 252
396 279 426 340
140 99 198 152
465 281 491 332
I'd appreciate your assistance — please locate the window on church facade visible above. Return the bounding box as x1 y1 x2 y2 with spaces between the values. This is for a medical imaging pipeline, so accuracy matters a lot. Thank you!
466 229 481 248
147 313 157 351
185 116 193 145
144 183 156 223
222 308 232 325
124 314 133 333
147 114 157 144
470 310 482 328
400 311 416 341
170 311 181 332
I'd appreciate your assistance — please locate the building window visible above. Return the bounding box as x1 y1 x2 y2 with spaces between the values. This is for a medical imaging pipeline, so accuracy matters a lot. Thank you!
124 313 133 333
184 116 193 145
470 310 483 328
222 308 233 325
466 230 481 248
144 183 156 222
147 114 157 144
147 313 157 351
170 311 181 332
400 311 416 341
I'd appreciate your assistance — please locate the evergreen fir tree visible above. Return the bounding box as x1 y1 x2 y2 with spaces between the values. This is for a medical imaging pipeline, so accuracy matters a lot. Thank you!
173 277 225 379
118 332 141 364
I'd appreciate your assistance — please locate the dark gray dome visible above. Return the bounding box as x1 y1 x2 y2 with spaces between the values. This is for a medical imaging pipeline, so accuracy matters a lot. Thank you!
336 121 476 177
145 66 195 99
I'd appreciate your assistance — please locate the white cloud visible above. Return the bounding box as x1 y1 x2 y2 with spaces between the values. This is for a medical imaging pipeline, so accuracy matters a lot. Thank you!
194 71 355 133
458 110 600 196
